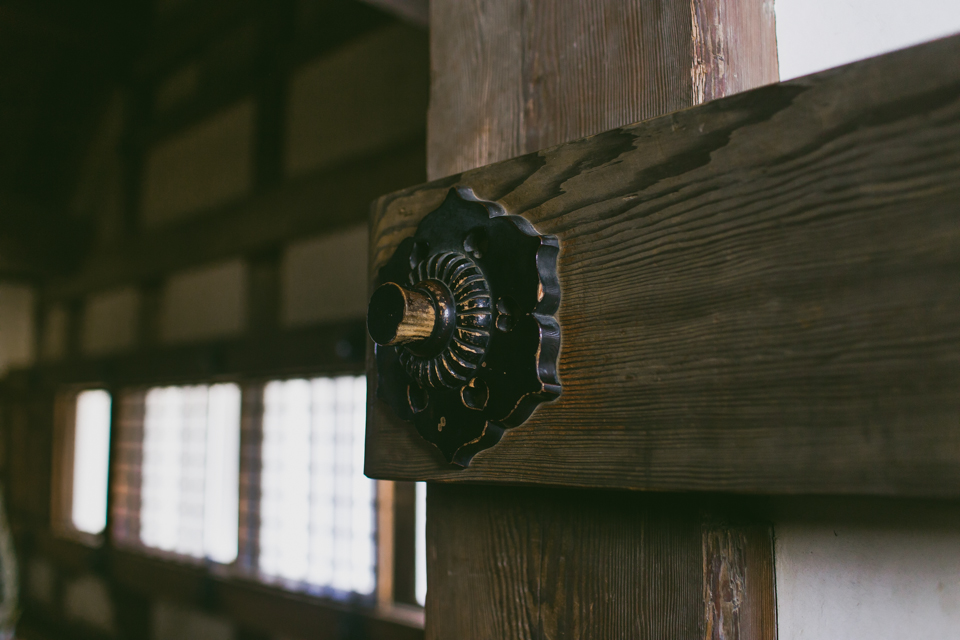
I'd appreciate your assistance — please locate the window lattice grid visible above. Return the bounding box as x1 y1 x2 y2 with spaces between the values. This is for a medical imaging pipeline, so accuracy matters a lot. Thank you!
139 383 240 563
258 375 375 596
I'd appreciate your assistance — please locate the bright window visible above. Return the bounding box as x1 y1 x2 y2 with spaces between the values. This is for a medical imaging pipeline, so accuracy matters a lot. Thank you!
258 375 375 596
139 383 241 563
415 481 426 606
71 390 112 535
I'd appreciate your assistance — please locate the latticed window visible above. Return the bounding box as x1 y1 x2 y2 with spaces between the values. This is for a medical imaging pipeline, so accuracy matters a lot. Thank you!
109 383 241 564
258 375 375 596
139 384 241 563
105 375 385 601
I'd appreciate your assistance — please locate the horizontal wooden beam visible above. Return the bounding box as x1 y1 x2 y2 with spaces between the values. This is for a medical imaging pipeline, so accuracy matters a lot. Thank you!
365 34 960 497
135 0 394 84
357 0 428 27
48 140 424 300
27 320 366 388
134 0 255 81
29 532 423 640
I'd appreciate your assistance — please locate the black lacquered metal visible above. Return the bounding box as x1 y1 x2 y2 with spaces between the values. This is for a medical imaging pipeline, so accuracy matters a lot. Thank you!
368 187 562 467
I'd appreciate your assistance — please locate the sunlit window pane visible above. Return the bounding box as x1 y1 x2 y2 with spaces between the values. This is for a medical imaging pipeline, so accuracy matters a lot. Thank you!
140 383 240 563
72 390 112 534
415 481 426 606
259 375 375 596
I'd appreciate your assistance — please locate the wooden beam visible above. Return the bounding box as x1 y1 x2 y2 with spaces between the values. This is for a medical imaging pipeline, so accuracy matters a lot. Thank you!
391 481 418 605
30 320 367 388
134 0 255 81
417 1 780 639
359 0 428 27
27 532 425 640
366 34 960 497
47 140 425 300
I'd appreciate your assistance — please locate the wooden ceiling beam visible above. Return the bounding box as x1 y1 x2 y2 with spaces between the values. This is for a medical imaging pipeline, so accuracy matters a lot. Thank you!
46 139 425 299
357 0 427 27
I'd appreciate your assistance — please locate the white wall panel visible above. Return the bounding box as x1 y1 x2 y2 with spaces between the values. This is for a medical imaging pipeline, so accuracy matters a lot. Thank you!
776 499 960 640
141 101 254 226
285 24 428 176
160 260 246 343
776 0 960 80
281 225 367 326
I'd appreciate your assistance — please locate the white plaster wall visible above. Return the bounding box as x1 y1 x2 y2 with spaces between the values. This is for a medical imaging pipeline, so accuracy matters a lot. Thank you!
775 499 960 640
0 283 35 375
776 0 960 80
141 100 254 226
81 287 140 355
153 600 234 640
281 225 368 326
160 260 247 343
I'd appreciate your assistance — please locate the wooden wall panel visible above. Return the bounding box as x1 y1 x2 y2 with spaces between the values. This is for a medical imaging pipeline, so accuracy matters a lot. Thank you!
366 35 960 497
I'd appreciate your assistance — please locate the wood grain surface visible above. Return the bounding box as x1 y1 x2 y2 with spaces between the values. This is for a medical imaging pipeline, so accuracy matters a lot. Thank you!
366 34 960 497
424 487 776 640
425 485 704 640
427 0 777 180
702 515 776 640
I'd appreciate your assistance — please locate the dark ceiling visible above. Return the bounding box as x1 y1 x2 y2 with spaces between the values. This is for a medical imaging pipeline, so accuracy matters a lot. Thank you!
0 0 145 203
0 0 419 279
0 0 147 275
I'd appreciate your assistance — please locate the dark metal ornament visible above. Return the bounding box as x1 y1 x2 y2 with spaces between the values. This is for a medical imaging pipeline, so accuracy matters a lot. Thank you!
368 187 561 466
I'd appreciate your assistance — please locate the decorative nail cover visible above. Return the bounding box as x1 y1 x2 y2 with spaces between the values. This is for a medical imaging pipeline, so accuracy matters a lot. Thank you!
369 187 561 467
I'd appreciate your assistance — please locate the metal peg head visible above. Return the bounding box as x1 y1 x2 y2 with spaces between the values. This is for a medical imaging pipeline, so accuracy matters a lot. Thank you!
367 282 437 346
369 187 561 467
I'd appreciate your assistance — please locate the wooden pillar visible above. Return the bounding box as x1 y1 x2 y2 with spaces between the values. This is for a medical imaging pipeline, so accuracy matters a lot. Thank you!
427 0 778 180
424 1 779 638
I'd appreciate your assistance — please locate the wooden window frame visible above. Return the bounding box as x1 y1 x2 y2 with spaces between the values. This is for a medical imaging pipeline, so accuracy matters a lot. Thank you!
101 372 422 612
38 320 424 637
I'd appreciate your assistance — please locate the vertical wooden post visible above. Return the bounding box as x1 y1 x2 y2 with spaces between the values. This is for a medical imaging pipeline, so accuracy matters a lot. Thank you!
376 479 396 607
427 0 778 180
424 1 779 638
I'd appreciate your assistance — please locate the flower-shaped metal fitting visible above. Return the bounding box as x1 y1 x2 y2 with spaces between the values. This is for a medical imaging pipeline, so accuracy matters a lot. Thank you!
367 187 561 466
